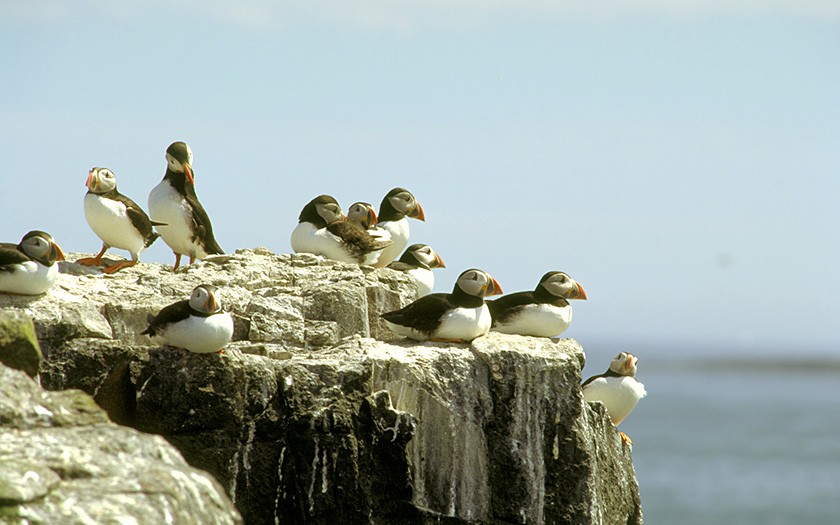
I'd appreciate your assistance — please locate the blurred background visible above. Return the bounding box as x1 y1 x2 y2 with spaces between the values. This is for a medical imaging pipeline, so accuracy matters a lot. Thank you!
2 2 838 522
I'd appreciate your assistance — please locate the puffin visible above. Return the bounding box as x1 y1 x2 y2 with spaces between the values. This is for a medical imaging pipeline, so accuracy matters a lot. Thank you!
582 352 647 445
291 195 393 266
386 243 445 297
0 230 66 295
148 141 223 271
371 188 425 268
78 167 163 273
346 201 391 242
488 271 587 337
381 268 502 343
141 284 234 353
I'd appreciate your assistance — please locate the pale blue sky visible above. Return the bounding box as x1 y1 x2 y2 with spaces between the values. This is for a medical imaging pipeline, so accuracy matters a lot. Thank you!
2 1 838 352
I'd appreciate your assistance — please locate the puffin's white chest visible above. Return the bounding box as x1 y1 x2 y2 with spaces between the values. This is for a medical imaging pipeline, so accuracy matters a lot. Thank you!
492 303 572 337
149 181 205 258
583 376 647 425
374 218 409 267
0 261 59 295
290 222 357 264
84 193 146 255
157 312 234 354
405 267 434 297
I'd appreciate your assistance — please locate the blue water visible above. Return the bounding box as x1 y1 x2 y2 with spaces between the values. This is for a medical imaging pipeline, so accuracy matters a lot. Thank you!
585 343 840 524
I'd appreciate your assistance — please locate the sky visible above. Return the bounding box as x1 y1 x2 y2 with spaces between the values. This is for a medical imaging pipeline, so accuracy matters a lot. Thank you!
2 1 838 355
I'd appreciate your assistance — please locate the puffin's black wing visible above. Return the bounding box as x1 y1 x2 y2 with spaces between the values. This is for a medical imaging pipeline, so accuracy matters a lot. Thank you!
141 299 192 336
328 222 393 263
582 369 622 387
386 261 416 272
0 244 29 272
381 293 454 335
185 192 223 255
487 291 538 324
107 190 160 248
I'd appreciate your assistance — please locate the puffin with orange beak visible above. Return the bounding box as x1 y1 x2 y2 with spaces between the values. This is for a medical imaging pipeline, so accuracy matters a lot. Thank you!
141 284 233 354
371 187 425 268
488 271 587 337
382 268 501 343
582 352 647 445
78 167 163 273
386 243 445 298
0 230 65 295
148 141 223 271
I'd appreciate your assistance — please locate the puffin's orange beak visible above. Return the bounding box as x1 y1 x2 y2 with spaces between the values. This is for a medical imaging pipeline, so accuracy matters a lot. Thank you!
51 242 66 262
624 356 637 373
368 208 379 225
576 283 587 300
206 293 218 313
486 277 503 297
85 170 95 190
184 164 194 185
410 202 425 221
435 253 445 268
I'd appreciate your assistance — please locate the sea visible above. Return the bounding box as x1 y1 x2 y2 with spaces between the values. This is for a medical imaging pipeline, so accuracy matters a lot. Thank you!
584 341 840 525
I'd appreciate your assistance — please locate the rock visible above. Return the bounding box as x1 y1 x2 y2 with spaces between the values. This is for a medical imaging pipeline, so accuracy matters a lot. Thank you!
4 249 643 524
0 363 242 524
0 310 42 377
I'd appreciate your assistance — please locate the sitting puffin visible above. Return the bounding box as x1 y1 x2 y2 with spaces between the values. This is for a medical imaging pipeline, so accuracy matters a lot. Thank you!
78 167 163 273
291 195 392 266
582 352 647 445
148 141 223 271
346 201 391 243
371 188 425 268
488 271 586 337
386 243 445 297
0 231 65 295
382 268 502 343
141 284 234 354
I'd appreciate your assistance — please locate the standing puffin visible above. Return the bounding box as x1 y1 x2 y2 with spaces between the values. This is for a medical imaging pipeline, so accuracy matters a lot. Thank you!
582 352 647 445
488 271 586 337
141 284 234 353
371 188 425 268
382 268 502 343
0 231 65 295
148 141 223 271
386 243 445 297
291 195 392 266
78 167 163 273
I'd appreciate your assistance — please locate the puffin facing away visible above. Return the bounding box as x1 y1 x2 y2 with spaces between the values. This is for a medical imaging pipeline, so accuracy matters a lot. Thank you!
291 195 393 266
347 201 391 243
78 167 163 273
0 231 65 295
141 284 234 353
386 243 445 297
382 268 502 343
148 141 223 271
488 271 586 337
582 352 647 445
372 188 425 268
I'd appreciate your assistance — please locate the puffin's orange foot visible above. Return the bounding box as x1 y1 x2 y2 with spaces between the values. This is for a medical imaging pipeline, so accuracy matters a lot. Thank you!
619 431 633 446
76 257 103 267
102 261 138 274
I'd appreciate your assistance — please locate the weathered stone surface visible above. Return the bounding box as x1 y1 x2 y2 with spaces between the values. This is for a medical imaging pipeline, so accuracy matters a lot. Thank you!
2 249 643 524
0 363 242 524
0 310 42 377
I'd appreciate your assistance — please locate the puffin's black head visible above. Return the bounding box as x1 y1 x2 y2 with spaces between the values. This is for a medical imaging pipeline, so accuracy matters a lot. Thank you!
298 195 344 227
165 141 194 184
608 352 638 377
399 243 445 269
19 230 66 266
189 284 223 315
347 202 377 229
378 188 425 222
538 271 587 300
453 268 502 298
85 167 118 194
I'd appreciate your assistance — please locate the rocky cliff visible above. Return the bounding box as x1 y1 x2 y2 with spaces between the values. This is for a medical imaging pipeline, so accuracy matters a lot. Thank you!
0 249 642 524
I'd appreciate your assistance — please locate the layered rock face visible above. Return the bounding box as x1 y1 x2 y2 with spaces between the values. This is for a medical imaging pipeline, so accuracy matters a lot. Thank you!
0 249 642 524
